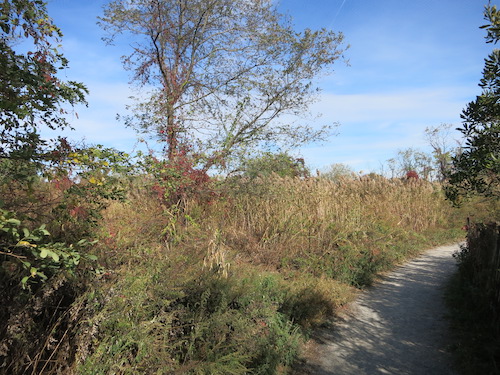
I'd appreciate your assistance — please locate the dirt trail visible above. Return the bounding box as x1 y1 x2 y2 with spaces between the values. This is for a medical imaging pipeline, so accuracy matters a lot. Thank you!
297 244 461 375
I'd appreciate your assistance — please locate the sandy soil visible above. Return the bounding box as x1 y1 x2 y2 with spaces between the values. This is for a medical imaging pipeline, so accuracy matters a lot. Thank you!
294 244 461 375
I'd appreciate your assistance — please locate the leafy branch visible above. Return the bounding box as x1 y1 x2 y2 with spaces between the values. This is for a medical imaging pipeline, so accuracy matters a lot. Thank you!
0 209 98 289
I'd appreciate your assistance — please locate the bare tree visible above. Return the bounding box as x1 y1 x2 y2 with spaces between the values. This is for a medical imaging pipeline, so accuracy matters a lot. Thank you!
424 123 461 182
99 0 346 170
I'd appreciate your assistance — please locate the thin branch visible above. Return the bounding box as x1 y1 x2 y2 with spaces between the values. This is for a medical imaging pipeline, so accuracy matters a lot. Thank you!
0 250 27 259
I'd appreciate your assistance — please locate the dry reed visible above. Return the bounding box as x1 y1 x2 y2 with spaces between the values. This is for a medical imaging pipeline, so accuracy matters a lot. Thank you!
206 176 452 269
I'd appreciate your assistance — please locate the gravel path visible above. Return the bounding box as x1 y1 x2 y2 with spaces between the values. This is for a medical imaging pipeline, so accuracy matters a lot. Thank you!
297 244 461 375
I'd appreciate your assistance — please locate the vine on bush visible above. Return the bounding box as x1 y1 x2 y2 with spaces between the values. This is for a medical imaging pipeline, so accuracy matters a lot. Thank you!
45 142 133 240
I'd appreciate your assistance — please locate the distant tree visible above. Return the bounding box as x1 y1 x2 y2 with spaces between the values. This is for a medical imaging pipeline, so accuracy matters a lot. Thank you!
99 0 346 171
0 0 87 165
321 163 355 181
238 152 309 179
387 148 434 180
447 4 500 202
424 123 461 182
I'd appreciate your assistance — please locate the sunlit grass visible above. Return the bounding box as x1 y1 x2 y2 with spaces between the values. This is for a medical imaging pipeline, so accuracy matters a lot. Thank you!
77 175 467 374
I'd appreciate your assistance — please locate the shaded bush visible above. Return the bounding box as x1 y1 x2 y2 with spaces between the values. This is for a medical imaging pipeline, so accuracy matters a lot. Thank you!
77 269 306 375
447 222 500 375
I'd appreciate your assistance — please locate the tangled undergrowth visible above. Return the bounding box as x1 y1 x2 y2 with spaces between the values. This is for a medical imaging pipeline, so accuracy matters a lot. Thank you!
2 174 470 374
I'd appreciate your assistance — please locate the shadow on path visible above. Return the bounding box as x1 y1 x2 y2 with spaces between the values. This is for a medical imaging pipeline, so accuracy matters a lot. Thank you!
298 244 461 375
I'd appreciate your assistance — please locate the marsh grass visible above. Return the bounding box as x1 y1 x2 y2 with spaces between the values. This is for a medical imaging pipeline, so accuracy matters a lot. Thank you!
213 176 458 283
75 175 465 374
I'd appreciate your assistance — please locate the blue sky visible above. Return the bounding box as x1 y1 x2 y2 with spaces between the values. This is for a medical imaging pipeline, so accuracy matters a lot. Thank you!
45 0 492 173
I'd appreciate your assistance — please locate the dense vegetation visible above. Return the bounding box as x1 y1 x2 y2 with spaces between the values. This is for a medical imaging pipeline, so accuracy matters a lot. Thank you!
0 0 498 374
444 4 500 375
1 170 469 374
447 221 500 375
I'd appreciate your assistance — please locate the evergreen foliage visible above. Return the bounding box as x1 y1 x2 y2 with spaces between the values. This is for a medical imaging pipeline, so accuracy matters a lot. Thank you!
447 4 500 201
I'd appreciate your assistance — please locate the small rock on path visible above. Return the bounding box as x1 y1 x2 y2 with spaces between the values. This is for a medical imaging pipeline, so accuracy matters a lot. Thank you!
298 244 461 375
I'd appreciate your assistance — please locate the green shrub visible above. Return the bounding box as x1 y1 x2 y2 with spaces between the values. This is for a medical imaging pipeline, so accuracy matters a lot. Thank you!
447 223 500 374
0 209 98 290
78 268 321 374
238 152 310 179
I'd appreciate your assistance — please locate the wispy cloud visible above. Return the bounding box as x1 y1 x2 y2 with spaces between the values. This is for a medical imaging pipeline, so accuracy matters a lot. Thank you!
313 87 471 125
294 86 470 171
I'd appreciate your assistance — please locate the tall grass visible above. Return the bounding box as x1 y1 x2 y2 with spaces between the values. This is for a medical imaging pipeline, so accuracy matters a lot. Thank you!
200 176 459 284
72 175 465 374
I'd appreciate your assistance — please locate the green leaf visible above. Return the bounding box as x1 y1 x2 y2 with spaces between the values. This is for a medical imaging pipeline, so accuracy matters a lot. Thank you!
37 224 50 236
49 251 59 262
21 276 30 288
6 218 21 226
40 248 48 258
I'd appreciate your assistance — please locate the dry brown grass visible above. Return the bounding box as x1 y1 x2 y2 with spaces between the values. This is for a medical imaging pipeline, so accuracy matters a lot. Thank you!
96 175 461 278
201 176 454 269
68 174 467 374
97 174 461 290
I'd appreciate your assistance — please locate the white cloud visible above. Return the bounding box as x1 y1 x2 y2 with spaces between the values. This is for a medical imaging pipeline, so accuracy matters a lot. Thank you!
313 87 471 125
293 86 471 172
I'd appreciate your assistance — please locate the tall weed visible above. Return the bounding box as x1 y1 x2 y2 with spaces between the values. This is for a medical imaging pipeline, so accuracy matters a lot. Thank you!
212 176 458 285
74 174 465 374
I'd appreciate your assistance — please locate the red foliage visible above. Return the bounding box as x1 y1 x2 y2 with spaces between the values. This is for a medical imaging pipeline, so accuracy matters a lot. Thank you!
406 170 419 180
52 176 73 191
69 205 88 219
149 147 217 206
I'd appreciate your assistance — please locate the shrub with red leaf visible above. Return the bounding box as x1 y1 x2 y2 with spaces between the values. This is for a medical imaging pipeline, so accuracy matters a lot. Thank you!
52 176 73 191
143 146 218 208
406 170 419 180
